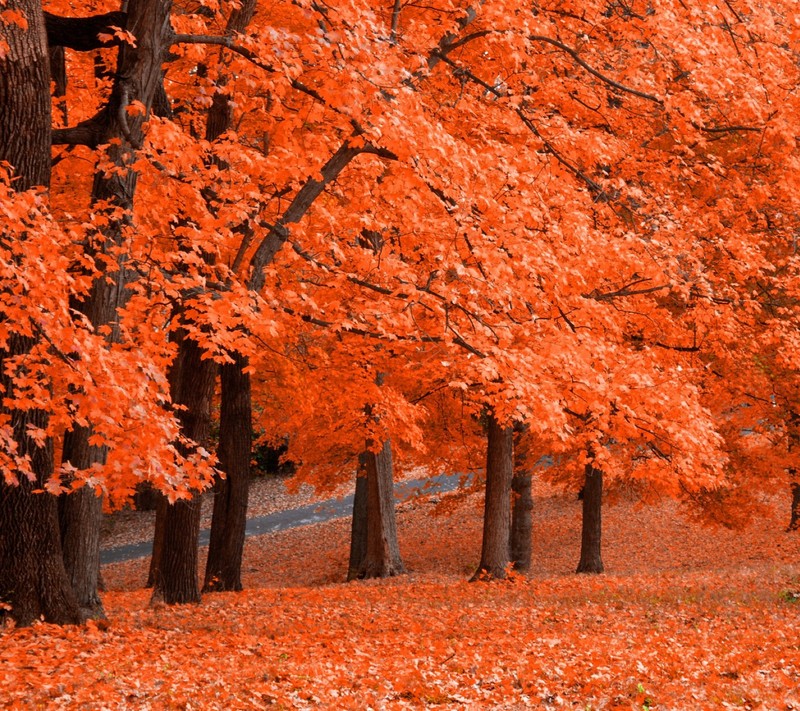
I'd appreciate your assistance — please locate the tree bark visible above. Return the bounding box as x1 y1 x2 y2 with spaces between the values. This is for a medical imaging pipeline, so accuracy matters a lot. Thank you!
357 438 405 578
789 479 800 532
787 410 800 532
58 450 104 618
347 455 369 581
576 462 604 574
151 334 217 605
471 413 514 581
0 0 82 626
203 357 251 592
510 422 533 574
0 405 81 626
146 494 167 588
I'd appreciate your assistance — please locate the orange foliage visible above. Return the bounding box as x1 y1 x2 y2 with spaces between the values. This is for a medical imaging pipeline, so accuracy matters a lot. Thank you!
0 0 792 575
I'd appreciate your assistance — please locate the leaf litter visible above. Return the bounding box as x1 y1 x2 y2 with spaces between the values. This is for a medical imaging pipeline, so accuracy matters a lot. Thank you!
3 480 800 709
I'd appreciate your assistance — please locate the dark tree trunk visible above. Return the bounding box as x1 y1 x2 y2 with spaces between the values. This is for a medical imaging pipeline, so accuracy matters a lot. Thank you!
0 0 51 190
134 481 161 511
58 439 104 618
347 455 369 581
146 493 167 588
49 45 67 125
510 423 533 574
357 439 405 578
152 335 217 605
471 413 514 581
787 410 800 532
789 477 800 532
0 0 82 627
198 0 257 594
510 472 533 572
45 11 129 51
576 462 604 574
0 346 82 625
157 496 202 604
203 357 251 592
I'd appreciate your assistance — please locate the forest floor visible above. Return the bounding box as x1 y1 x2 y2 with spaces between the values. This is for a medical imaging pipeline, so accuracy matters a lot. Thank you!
2 478 800 709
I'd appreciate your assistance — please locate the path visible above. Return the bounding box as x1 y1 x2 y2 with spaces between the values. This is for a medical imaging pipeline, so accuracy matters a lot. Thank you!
100 472 471 565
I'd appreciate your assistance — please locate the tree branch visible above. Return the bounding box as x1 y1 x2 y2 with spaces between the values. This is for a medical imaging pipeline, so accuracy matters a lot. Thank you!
51 112 108 148
44 11 128 51
528 35 663 104
171 33 277 73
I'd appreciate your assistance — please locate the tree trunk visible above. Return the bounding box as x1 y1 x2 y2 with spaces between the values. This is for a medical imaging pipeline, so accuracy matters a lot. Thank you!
347 455 369 581
58 455 104 618
510 472 533 573
196 0 257 594
788 477 800 532
0 0 51 190
151 335 217 605
0 359 82 626
0 0 82 626
510 422 533 574
203 357 251 592
471 413 514 581
357 438 405 578
787 410 800 532
576 462 604 574
146 493 167 588
156 496 202 604
54 0 173 619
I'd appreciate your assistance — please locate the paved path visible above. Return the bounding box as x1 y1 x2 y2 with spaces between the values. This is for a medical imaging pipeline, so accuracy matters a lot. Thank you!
100 472 470 565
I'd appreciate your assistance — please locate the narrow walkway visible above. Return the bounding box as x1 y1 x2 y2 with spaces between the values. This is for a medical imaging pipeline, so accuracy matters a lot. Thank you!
100 472 470 565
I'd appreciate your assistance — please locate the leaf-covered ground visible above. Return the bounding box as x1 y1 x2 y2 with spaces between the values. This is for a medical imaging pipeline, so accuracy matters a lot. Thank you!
3 485 800 709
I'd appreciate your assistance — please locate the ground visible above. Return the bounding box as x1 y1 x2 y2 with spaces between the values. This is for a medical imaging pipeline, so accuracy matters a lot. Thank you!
2 479 800 709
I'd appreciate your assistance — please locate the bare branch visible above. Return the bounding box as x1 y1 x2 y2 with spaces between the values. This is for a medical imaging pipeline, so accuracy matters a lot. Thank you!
171 33 278 73
44 11 128 51
584 280 669 301
528 35 663 104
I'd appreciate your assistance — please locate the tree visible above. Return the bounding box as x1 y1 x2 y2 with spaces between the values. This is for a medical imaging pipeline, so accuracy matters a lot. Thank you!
1 0 797 624
52 0 174 619
576 461 603 574
510 423 533 574
471 413 514 580
0 0 82 625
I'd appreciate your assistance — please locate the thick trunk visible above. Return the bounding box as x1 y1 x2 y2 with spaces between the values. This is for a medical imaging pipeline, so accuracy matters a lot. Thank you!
134 481 161 511
203 357 251 592
146 494 167 588
576 462 604 574
357 439 405 578
510 423 533 574
58 441 104 618
152 335 217 605
347 455 369 581
471 414 514 581
1 471 82 626
0 1 81 626
510 471 533 574
156 496 202 604
0 360 82 626
0 0 51 190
